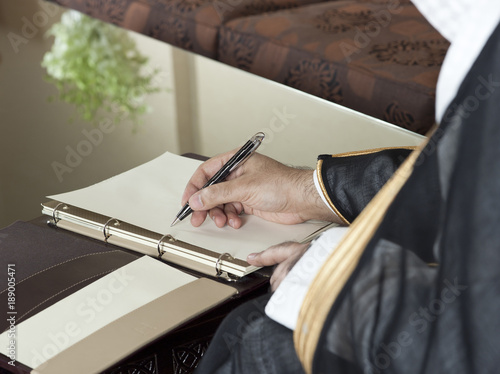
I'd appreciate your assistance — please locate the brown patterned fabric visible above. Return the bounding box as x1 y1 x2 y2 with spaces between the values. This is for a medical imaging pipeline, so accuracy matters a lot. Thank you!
218 0 449 134
48 0 329 58
48 0 446 133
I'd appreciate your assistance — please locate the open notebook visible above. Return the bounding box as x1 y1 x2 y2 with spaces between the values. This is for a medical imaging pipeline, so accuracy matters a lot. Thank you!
42 152 332 277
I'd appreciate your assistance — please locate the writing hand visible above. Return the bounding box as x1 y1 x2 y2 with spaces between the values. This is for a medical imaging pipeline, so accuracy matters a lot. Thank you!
181 150 340 228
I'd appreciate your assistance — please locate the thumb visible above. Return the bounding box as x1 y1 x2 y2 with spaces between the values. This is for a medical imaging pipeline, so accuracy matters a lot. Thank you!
247 242 298 266
188 181 240 211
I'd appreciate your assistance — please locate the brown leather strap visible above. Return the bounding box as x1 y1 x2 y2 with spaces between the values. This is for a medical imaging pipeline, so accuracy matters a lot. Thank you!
0 250 138 332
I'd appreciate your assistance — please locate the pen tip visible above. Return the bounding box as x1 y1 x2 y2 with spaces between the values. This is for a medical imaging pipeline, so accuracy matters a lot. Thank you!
170 218 180 227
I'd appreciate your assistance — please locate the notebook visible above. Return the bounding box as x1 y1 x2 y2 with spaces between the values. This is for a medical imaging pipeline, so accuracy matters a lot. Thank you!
42 152 333 278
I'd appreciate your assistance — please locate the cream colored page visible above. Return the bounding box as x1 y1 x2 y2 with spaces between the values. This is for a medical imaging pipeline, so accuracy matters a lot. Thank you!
49 152 326 260
0 256 196 368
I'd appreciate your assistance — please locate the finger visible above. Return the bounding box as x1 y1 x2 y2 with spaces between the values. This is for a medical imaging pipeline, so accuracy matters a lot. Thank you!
182 166 222 206
188 180 245 212
232 201 244 214
269 261 290 291
182 182 202 206
246 241 299 266
181 150 238 205
190 210 208 227
269 244 310 291
209 206 227 228
224 203 242 229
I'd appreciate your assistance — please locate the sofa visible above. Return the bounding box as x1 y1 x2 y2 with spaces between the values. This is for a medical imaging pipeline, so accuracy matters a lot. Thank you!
48 0 449 134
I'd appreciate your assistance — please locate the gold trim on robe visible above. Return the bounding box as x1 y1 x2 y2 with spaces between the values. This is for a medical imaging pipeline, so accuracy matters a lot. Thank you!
325 146 417 159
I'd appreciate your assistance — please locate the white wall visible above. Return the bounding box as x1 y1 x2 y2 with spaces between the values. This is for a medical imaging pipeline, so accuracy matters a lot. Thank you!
190 55 424 167
0 0 179 227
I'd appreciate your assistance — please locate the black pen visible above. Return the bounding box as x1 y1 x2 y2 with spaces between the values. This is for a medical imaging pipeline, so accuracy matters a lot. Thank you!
170 132 265 227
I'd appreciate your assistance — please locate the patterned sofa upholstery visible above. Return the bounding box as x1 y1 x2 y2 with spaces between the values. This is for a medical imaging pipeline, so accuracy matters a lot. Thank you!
219 0 448 133
48 0 325 59
48 0 449 134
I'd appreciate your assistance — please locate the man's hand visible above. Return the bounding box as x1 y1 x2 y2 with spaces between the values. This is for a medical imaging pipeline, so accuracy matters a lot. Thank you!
181 150 340 228
247 242 309 291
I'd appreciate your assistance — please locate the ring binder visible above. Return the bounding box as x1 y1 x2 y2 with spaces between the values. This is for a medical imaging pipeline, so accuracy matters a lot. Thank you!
42 199 307 278
215 253 237 281
157 234 176 258
48 203 68 226
103 218 120 243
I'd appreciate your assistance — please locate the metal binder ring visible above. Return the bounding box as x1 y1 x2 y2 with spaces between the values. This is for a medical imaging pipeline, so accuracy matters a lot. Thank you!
103 218 120 243
215 252 234 277
50 203 68 226
157 234 176 258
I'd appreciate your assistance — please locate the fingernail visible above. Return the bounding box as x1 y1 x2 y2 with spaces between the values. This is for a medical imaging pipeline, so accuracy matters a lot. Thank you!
247 253 256 260
229 219 235 228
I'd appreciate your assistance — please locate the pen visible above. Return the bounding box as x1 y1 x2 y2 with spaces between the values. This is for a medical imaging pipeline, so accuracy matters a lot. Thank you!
170 132 266 227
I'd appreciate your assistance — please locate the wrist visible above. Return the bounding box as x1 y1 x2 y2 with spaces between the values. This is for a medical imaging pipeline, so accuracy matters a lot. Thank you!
293 169 341 223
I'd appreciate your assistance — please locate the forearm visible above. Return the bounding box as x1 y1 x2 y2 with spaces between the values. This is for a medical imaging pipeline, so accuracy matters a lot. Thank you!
315 147 415 224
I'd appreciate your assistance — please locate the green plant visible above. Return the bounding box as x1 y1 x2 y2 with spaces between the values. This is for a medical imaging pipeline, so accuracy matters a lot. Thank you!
42 11 160 127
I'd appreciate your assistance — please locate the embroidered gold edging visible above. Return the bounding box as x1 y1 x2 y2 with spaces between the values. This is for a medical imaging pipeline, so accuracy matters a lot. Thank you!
316 159 350 225
296 139 429 373
328 146 417 159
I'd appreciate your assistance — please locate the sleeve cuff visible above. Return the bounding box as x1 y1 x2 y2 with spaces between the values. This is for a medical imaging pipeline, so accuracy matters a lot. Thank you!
314 160 351 225
313 169 337 216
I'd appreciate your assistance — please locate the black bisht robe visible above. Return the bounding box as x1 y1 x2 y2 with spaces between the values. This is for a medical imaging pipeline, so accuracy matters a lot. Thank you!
310 21 500 374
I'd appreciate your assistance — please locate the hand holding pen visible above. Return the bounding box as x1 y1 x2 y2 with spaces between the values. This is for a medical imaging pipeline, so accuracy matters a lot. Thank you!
177 133 340 229
172 133 265 226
